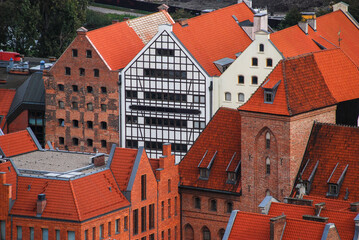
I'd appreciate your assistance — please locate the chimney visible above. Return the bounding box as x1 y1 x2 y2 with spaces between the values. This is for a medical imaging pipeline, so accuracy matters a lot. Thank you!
36 194 47 217
301 12 316 31
270 215 286 240
253 13 268 32
284 197 313 206
350 202 359 212
333 2 349 12
298 20 308 34
162 143 172 158
354 214 359 239
91 153 105 167
302 215 328 223
158 4 169 12
315 202 325 216
76 27 88 36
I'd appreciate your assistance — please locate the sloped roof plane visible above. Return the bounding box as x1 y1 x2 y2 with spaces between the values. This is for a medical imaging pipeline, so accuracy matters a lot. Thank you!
0 129 38 157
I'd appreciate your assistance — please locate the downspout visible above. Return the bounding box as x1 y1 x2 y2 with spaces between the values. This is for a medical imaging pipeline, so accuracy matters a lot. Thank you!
209 80 213 117
11 215 13 240
118 71 122 147
129 205 131 240
180 189 183 240
157 179 159 239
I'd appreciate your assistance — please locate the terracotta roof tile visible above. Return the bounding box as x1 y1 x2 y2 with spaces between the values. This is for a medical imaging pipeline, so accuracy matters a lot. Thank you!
10 169 129 221
303 195 351 212
240 49 358 116
0 130 38 157
296 123 359 202
110 148 138 191
0 160 17 199
179 108 241 193
173 3 254 76
0 89 16 129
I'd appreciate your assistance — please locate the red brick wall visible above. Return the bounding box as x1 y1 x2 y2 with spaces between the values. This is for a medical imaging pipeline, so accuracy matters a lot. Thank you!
180 188 239 240
240 106 336 212
44 30 119 154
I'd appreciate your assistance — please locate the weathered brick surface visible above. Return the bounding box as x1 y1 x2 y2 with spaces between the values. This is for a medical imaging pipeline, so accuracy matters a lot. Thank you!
239 106 336 212
44 30 120 154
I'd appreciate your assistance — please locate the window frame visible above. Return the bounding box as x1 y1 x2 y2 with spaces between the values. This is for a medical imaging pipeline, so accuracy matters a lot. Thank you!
238 75 244 84
252 57 258 66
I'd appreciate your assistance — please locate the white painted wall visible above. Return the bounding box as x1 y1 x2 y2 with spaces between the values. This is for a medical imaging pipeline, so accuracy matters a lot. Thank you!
213 30 283 111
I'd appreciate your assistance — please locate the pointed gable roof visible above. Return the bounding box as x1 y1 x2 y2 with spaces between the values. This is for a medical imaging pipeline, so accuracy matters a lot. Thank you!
240 49 359 116
179 108 241 193
173 3 254 76
10 169 129 221
0 129 38 157
296 122 359 202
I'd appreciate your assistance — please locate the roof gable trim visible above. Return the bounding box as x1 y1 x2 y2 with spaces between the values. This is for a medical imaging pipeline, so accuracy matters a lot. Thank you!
126 147 143 192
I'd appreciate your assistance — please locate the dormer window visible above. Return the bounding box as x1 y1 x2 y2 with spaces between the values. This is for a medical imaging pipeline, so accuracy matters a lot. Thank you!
199 168 209 179
326 163 348 197
328 184 338 195
264 90 273 103
227 172 236 183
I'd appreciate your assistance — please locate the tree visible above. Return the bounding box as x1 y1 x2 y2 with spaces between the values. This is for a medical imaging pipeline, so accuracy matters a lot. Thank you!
170 9 196 21
277 7 302 30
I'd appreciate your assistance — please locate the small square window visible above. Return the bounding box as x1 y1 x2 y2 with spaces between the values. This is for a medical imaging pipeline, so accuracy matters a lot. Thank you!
101 121 107 130
94 69 99 77
87 139 93 147
72 120 79 128
72 138 79 146
58 101 64 109
65 67 71 75
101 104 107 112
87 86 93 93
72 49 78 57
87 121 93 129
86 50 92 58
72 85 78 92
101 87 107 93
58 84 64 91
58 119 64 127
101 140 107 148
79 68 85 76
252 57 258 66
59 137 64 145
72 102 78 110
87 103 93 111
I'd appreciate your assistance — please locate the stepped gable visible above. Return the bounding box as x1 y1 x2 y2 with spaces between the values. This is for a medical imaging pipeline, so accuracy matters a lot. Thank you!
179 108 241 193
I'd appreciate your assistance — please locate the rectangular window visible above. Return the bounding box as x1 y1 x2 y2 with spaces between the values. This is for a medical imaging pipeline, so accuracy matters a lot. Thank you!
175 226 177 240
115 219 120 233
168 229 171 240
264 91 273 103
141 206 146 232
67 231 75 240
150 233 155 240
101 104 107 112
133 209 139 235
108 222 111 236
92 227 96 240
65 67 71 75
156 49 174 56
42 228 48 240
94 69 99 77
84 230 88 240
175 197 178 216
168 199 171 218
86 50 92 58
29 227 34 240
79 68 85 76
149 204 155 229
144 69 186 79
126 115 138 124
161 231 164 240
16 226 22 240
141 174 146 200
171 143 187 153
144 91 187 103
100 224 104 239
55 230 60 240
161 201 164 220
126 90 137 99
72 49 78 57
124 216 128 231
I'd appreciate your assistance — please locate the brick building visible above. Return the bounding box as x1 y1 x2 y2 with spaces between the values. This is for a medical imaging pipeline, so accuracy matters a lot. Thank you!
44 9 174 153
0 128 179 240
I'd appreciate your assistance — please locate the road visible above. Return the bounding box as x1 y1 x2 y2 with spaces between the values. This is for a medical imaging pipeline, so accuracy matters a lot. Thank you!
88 5 145 17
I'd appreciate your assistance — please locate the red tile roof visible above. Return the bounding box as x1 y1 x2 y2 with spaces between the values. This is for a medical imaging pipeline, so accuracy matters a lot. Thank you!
303 195 350 212
0 160 17 199
269 201 357 240
87 22 144 71
0 130 38 157
179 108 241 193
110 148 138 191
228 211 327 240
0 89 16 129
296 122 359 202
240 49 359 116
173 3 254 76
10 169 129 221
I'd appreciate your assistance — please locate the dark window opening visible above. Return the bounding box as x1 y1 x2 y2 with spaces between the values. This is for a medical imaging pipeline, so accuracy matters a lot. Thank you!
144 68 186 79
265 91 273 103
79 68 85 76
72 85 78 92
126 115 138 124
171 143 187 152
65 67 71 75
145 141 163 151
238 75 244 84
194 197 201 209
210 199 217 211
58 101 64 109
72 138 79 146
87 86 93 93
168 199 171 218
141 207 146 232
58 119 64 127
101 104 107 112
156 48 174 56
94 69 99 77
252 57 258 66
126 90 138 99
141 175 146 200
259 44 264 52
101 87 107 93
126 140 138 149
72 102 78 110
199 168 209 179
145 117 187 128
72 120 79 127
58 84 64 91
101 140 107 148
100 121 107 130
133 209 138 235
266 58 273 67
72 49 78 57
266 157 270 174
87 121 93 129
59 137 64 145
251 76 258 85
149 204 155 229
87 139 93 147
144 91 187 102
226 202 233 213
86 50 92 58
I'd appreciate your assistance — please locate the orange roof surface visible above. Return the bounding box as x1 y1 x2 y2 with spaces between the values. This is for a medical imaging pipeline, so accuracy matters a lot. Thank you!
10 169 129 221
173 2 254 76
228 211 327 240
269 201 357 240
87 22 144 71
0 89 16 129
0 130 38 157
303 195 351 212
296 123 359 202
240 49 359 116
179 108 241 193
110 147 138 191
0 160 17 199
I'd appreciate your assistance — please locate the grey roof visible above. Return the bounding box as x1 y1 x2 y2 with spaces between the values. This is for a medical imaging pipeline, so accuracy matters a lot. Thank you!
7 72 45 122
213 57 235 66
238 19 253 27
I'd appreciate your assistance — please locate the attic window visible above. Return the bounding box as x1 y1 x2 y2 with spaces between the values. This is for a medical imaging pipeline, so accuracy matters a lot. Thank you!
264 90 273 103
328 184 338 195
199 168 209 179
227 172 236 183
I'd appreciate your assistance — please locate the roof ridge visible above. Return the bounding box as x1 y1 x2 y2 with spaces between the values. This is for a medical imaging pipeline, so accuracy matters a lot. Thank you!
183 3 245 22
314 121 359 130
282 59 293 115
69 180 81 221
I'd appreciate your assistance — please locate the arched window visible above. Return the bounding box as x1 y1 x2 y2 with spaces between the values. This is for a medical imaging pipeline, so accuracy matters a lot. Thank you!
210 199 217 211
259 44 264 52
218 229 225 240
184 224 194 240
238 75 244 84
266 132 270 149
252 76 258 85
202 226 211 240
252 57 258 66
238 93 245 102
266 157 270 174
225 92 231 101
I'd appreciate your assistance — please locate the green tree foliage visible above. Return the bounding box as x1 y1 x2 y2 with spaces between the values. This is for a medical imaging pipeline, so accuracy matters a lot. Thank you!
85 10 135 31
277 7 302 30
0 0 89 57
170 9 196 21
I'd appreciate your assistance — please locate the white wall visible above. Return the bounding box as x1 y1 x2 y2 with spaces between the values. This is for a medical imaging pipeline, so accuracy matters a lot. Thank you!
213 30 283 111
